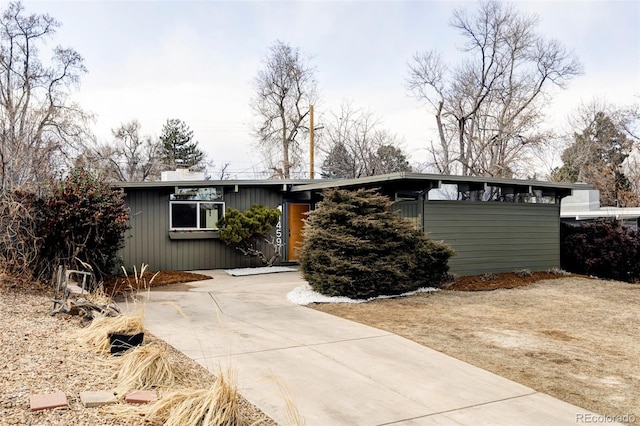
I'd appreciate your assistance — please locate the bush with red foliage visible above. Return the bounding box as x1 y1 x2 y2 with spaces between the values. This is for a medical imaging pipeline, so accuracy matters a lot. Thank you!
35 168 130 282
560 220 640 282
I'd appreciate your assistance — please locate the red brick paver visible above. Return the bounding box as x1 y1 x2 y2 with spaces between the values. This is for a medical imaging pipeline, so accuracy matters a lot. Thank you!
125 389 158 404
30 392 68 411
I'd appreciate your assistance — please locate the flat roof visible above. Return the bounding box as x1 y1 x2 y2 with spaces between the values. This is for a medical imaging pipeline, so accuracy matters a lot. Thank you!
116 179 320 190
114 172 591 194
289 172 592 192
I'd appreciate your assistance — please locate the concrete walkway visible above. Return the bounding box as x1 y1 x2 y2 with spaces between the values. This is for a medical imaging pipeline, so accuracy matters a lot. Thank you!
141 270 605 425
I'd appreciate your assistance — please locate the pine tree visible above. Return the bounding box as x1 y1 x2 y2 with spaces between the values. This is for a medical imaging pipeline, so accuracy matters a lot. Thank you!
321 143 356 178
159 119 205 169
299 188 454 299
371 144 412 175
218 204 282 266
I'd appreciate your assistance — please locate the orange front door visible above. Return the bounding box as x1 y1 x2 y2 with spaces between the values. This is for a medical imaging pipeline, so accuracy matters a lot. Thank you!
287 203 310 261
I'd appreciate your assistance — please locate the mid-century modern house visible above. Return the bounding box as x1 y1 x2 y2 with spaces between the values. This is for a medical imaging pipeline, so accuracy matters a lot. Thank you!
117 172 590 276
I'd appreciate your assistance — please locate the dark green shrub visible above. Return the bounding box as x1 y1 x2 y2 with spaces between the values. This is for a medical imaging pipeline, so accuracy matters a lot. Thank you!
36 168 130 282
218 204 281 266
560 220 640 282
299 188 454 299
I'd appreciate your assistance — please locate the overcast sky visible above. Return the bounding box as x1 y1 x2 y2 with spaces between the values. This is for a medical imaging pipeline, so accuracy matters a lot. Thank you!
17 0 640 179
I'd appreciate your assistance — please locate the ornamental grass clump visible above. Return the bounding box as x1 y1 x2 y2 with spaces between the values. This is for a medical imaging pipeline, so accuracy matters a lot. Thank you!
269 372 305 426
112 263 159 295
84 283 114 307
79 303 145 353
299 188 454 299
143 371 247 426
109 368 249 426
112 342 179 395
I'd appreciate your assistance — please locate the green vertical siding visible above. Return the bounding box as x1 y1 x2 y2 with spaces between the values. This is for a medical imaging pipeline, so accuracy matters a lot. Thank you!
393 201 422 230
121 187 283 271
421 201 561 276
123 185 562 275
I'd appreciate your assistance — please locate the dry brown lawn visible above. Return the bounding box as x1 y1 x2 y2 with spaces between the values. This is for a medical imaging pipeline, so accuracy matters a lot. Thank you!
312 275 640 424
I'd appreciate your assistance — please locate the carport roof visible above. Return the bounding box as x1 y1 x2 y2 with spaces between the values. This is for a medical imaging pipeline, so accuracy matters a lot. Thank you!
289 172 591 195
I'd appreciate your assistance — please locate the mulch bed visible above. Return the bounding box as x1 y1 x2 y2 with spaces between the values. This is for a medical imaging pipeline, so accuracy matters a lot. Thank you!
104 270 213 295
106 270 572 293
444 271 573 291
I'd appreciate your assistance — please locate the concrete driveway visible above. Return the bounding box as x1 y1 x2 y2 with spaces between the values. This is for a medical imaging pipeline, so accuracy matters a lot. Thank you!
141 269 608 425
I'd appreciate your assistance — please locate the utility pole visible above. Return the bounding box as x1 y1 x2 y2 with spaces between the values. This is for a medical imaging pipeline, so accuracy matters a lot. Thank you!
309 105 315 179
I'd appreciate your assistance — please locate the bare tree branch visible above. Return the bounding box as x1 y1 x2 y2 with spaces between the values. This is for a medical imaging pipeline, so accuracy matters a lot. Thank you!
251 40 317 178
319 102 411 178
0 2 90 190
76 120 162 182
407 0 582 178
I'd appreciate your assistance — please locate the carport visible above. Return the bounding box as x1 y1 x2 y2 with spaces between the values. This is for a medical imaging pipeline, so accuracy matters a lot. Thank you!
290 172 590 275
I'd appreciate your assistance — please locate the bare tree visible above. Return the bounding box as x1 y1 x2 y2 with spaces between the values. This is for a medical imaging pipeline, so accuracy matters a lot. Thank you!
77 120 162 182
216 162 231 180
319 102 411 179
623 153 640 201
621 103 640 197
407 0 582 178
0 2 90 190
251 40 317 179
113 120 162 181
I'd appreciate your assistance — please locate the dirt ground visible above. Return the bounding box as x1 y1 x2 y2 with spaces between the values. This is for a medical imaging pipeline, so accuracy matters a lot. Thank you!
1 273 275 425
312 273 640 424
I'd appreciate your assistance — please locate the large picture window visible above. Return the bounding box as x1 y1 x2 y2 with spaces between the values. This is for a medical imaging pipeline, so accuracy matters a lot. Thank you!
169 187 225 231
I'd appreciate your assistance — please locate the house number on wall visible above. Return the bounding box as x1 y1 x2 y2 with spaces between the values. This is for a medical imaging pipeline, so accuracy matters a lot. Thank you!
275 205 283 249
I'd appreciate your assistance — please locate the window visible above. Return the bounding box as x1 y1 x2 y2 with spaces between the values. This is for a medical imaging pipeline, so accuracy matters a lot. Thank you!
171 187 223 201
169 187 225 231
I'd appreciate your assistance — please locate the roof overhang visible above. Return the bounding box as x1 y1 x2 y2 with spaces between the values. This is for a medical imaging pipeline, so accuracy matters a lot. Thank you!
289 172 591 197
113 172 591 199
115 179 319 191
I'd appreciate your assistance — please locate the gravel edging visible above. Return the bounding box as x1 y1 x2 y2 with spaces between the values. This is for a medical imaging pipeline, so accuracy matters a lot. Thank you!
0 274 276 425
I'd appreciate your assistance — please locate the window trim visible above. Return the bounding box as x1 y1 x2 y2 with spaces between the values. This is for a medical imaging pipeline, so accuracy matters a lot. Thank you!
169 200 225 231
168 230 220 240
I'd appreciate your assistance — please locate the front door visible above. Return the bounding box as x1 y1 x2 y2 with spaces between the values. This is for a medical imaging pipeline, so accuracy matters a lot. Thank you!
287 203 310 261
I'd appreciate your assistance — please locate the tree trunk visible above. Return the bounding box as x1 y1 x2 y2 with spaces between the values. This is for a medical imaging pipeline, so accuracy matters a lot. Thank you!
435 100 450 174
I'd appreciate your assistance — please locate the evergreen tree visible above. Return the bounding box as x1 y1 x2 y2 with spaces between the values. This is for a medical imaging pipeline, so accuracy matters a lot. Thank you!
551 111 636 206
299 188 454 299
321 142 412 179
159 119 205 169
218 204 282 266
321 143 356 179
372 144 412 175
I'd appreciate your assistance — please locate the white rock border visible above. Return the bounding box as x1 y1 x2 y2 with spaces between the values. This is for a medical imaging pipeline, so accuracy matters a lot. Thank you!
224 266 298 276
287 284 438 305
